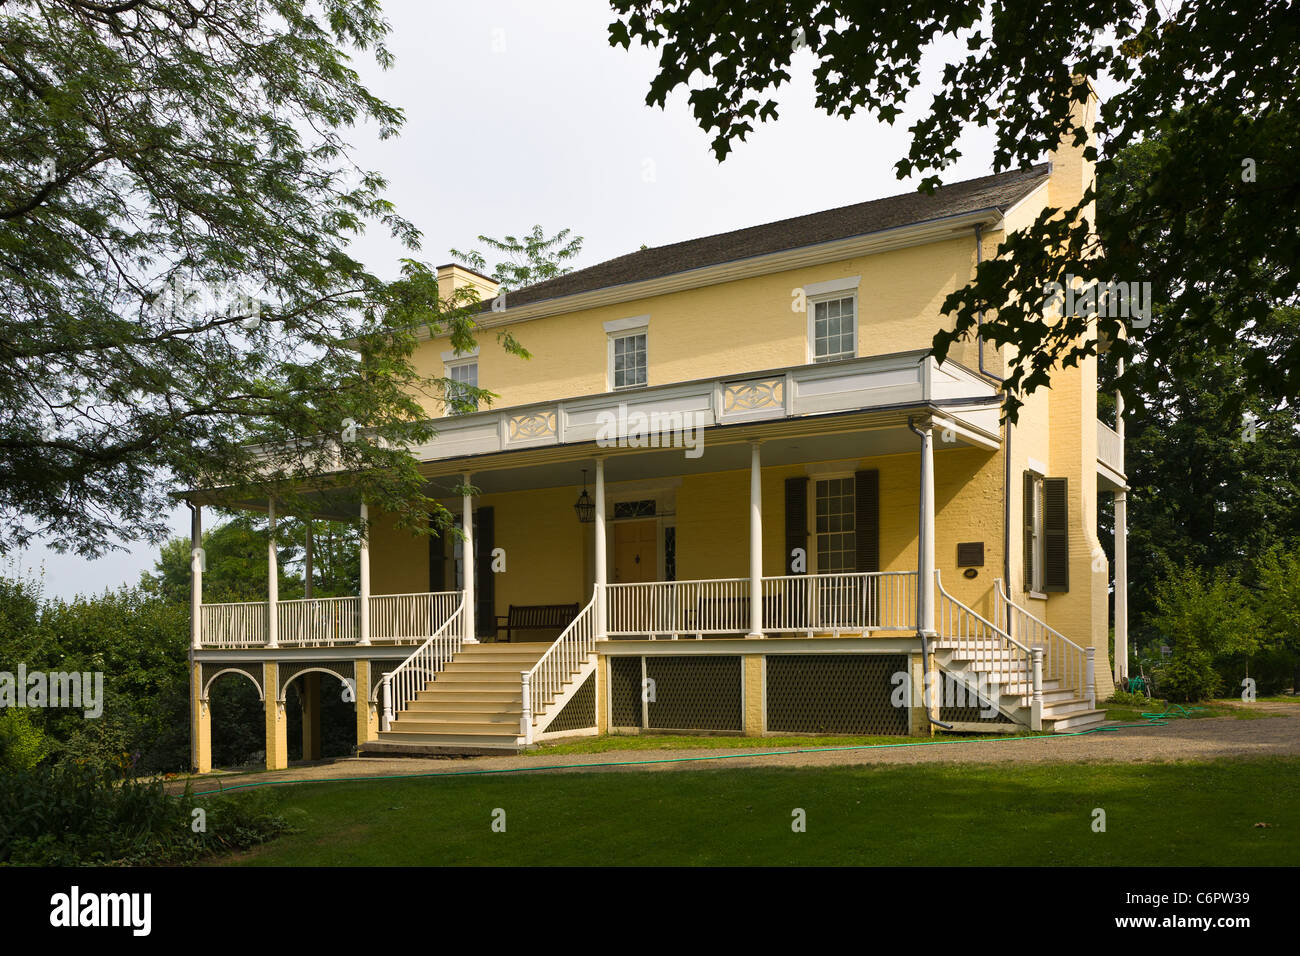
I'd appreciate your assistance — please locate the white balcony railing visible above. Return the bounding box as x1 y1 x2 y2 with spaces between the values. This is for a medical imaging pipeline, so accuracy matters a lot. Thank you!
369 591 462 643
200 601 269 648
277 596 360 646
605 571 917 638
1097 419 1124 474
198 590 460 648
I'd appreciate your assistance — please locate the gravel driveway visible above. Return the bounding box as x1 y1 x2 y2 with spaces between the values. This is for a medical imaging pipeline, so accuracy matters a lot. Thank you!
169 701 1300 795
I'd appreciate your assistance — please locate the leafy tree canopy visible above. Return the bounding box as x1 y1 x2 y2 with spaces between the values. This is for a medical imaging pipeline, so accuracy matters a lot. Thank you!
609 1 1299 421
451 225 584 292
0 0 523 558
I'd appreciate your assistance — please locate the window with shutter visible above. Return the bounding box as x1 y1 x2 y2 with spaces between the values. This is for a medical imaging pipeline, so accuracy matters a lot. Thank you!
784 477 808 574
1042 478 1069 592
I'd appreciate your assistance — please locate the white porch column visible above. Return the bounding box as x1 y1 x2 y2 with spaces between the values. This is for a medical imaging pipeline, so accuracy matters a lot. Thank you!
304 519 314 600
189 503 203 651
266 498 279 649
1114 360 1129 685
748 440 764 638
918 422 937 636
1114 490 1128 684
594 457 607 640
358 502 371 646
462 474 477 643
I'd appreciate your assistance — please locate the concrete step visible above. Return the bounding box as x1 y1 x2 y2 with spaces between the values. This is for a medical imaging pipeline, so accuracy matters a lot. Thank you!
390 717 522 735
365 733 523 754
403 698 521 713
1042 697 1097 718
1043 708 1107 732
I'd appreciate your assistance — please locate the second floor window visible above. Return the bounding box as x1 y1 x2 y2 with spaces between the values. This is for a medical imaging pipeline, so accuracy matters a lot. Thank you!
446 360 478 413
611 331 647 389
811 294 856 362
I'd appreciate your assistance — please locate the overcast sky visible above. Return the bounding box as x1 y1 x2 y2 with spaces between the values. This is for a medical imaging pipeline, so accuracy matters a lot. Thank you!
18 0 1015 600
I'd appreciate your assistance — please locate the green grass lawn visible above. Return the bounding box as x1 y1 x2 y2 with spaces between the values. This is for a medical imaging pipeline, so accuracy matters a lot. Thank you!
212 756 1299 866
1103 699 1288 722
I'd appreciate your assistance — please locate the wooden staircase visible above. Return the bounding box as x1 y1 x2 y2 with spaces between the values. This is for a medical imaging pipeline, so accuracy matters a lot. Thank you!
933 639 1107 732
364 643 549 754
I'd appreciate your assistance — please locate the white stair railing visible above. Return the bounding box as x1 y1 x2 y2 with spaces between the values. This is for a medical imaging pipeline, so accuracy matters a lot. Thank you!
522 594 598 744
934 570 1039 723
994 578 1094 706
762 570 916 633
381 594 467 730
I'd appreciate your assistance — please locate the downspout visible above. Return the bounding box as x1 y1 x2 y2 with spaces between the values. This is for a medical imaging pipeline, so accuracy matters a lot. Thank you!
971 223 1014 631
908 415 953 730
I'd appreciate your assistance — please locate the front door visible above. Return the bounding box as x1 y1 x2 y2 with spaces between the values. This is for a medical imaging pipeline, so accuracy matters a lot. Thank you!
613 519 658 583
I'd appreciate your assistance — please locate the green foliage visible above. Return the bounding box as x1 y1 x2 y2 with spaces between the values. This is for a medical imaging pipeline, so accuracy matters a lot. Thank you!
0 1 522 557
451 225 584 292
145 512 359 605
0 762 289 866
611 2 1300 423
0 570 192 773
0 708 48 773
1156 651 1223 703
1150 563 1261 658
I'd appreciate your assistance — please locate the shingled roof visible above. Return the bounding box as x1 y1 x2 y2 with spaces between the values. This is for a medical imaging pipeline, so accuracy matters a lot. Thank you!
483 163 1050 311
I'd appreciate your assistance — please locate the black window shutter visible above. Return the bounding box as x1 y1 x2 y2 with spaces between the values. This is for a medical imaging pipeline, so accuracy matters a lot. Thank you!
1023 471 1036 591
784 477 809 574
853 470 879 572
429 514 446 592
854 469 881 627
1043 478 1069 592
475 506 495 636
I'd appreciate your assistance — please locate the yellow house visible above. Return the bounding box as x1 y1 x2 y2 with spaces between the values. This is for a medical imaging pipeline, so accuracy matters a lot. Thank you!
185 94 1128 770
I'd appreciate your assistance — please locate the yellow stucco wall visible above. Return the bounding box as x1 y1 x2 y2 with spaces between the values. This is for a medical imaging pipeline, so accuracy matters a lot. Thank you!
415 235 989 417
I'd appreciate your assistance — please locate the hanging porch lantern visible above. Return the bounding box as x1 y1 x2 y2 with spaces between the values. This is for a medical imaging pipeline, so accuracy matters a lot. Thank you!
574 468 595 523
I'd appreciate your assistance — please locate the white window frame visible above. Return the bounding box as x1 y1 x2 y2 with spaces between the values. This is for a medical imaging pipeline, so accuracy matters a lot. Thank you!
1026 469 1046 598
809 470 857 574
605 315 650 391
444 356 479 415
806 285 859 364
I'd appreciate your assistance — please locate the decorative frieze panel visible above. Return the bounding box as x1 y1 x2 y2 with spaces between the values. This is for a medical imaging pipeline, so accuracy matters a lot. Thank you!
722 377 784 417
506 409 558 445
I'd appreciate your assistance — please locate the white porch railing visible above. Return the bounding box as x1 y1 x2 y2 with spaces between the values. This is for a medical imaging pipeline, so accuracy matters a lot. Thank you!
381 594 467 729
606 578 750 637
276 596 360 646
935 570 1036 712
369 591 462 644
762 571 916 633
200 601 269 647
522 594 599 743
1097 419 1124 474
994 578 1094 706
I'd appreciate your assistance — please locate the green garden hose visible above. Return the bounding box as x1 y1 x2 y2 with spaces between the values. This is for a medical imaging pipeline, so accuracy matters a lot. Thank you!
187 716 1181 796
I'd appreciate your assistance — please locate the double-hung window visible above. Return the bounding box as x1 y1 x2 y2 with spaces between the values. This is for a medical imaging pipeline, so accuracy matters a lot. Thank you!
605 316 650 390
446 359 478 414
810 294 856 363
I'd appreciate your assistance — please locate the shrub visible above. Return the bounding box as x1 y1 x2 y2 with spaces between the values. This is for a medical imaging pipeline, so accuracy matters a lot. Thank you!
1155 650 1223 702
0 762 289 866
0 709 48 773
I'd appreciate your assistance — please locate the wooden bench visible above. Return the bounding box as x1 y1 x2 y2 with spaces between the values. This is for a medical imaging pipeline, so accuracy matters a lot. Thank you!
494 603 580 643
